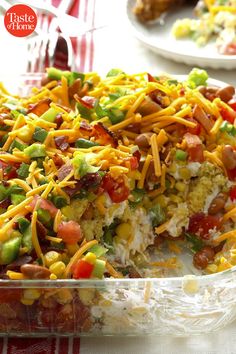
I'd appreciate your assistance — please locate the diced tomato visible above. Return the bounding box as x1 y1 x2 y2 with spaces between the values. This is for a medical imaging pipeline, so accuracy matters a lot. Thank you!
184 133 204 162
0 159 18 179
223 43 236 55
188 145 204 162
30 196 58 217
102 174 130 203
126 156 139 170
230 186 236 201
147 73 156 82
186 118 201 135
220 107 236 124
228 101 236 112
227 167 236 181
57 220 83 244
73 259 94 279
188 213 220 240
133 150 141 162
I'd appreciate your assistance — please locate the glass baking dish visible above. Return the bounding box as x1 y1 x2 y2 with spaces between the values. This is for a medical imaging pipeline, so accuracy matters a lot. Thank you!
0 73 236 337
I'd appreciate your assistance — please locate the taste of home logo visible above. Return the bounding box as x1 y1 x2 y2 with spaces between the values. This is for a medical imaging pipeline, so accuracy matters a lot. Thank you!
4 4 37 37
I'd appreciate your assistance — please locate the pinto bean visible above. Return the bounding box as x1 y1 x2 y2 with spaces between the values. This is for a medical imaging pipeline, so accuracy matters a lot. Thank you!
222 145 236 170
134 132 153 149
136 97 161 116
20 264 51 279
193 246 215 270
208 193 228 215
216 85 235 103
126 122 141 133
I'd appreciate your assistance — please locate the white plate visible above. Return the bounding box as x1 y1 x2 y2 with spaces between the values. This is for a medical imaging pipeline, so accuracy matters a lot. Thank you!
126 0 236 70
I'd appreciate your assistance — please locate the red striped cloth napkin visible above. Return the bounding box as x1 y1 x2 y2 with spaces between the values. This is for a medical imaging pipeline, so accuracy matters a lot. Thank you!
0 0 96 352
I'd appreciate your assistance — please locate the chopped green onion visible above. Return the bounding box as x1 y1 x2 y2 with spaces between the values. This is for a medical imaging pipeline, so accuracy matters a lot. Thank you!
51 195 68 208
185 232 204 253
91 259 106 278
40 107 58 123
18 217 30 233
107 108 125 125
106 68 124 77
24 144 46 158
75 138 99 149
37 208 51 225
88 244 108 257
9 139 26 152
149 204 166 227
77 102 92 120
175 149 188 161
33 127 48 142
187 68 208 88
11 194 26 205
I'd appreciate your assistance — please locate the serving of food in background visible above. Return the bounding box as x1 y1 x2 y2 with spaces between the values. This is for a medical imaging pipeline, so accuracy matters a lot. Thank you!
173 0 236 55
131 0 236 67
0 68 236 334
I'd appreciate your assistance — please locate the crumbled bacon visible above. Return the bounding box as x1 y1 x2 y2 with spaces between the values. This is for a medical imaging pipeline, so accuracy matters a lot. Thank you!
92 122 118 147
74 94 96 109
58 162 73 181
55 114 63 128
54 136 69 152
0 198 11 209
80 120 92 132
52 154 64 167
27 98 51 116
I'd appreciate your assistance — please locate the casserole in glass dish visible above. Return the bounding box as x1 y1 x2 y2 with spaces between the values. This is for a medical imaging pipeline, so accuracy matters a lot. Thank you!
0 72 236 337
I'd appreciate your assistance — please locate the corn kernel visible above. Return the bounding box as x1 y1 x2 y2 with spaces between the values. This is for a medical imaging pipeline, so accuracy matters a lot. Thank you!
152 195 167 208
179 167 191 180
84 252 96 265
45 251 61 267
206 264 218 273
168 162 177 173
56 289 73 304
78 288 95 306
175 181 186 193
116 223 132 240
23 289 41 300
50 273 57 280
49 261 66 277
21 298 34 306
169 194 182 203
67 244 80 256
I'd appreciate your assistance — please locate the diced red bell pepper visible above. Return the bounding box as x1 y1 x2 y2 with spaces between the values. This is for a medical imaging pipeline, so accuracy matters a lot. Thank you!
73 259 94 279
186 118 201 135
220 107 236 124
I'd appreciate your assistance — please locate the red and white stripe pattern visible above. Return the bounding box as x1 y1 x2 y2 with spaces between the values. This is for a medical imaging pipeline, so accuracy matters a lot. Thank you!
0 337 80 354
74 0 96 72
0 1 97 352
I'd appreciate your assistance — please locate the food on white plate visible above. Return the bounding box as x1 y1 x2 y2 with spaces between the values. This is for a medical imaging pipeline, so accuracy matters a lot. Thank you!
172 0 236 55
0 67 236 332
133 0 186 22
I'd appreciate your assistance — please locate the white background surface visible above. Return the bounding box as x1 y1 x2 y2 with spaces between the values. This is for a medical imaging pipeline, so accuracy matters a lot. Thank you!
0 0 236 352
